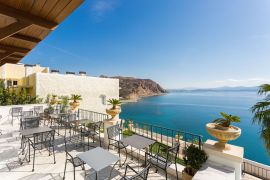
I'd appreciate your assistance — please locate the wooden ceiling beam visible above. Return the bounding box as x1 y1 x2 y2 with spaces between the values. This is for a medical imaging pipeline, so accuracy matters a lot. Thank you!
0 59 19 66
0 3 58 30
0 50 12 60
9 54 24 59
10 33 41 43
0 44 30 54
0 21 30 41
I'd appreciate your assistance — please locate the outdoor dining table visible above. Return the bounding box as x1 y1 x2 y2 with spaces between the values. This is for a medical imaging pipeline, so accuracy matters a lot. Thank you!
121 134 156 166
20 126 53 162
77 147 120 180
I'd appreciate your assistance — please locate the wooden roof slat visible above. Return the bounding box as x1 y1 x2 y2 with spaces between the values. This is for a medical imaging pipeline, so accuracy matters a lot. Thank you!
0 44 30 53
0 3 58 29
10 33 41 43
0 21 30 40
0 50 12 60
0 0 84 65
55 0 84 22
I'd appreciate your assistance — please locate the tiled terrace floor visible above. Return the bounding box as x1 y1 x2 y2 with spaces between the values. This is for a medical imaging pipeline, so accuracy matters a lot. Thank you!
0 126 175 180
0 125 261 180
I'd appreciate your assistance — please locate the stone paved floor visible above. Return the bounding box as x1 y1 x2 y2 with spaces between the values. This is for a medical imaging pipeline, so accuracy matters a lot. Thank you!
0 125 261 180
0 127 175 180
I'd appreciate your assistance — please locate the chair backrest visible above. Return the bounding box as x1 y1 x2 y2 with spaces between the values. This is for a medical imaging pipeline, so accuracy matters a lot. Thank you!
166 143 180 164
68 113 77 121
21 117 40 129
22 111 34 117
11 107 22 117
107 124 121 141
34 106 43 116
129 164 151 180
33 130 55 147
64 136 85 154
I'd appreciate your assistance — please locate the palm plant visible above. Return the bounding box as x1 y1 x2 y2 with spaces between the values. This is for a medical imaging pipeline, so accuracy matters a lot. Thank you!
107 98 121 109
70 94 82 102
251 84 270 155
213 112 240 127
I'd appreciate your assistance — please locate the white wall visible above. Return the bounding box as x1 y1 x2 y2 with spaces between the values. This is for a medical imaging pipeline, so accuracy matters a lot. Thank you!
35 73 119 114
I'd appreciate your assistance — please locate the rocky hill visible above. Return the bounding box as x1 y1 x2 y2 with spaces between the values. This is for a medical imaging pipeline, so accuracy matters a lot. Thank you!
100 76 167 100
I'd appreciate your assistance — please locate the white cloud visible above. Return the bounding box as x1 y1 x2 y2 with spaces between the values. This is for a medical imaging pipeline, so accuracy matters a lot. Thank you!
90 0 119 21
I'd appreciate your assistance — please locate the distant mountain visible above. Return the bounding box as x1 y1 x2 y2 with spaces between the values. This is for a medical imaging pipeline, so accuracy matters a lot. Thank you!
168 86 259 92
100 75 167 100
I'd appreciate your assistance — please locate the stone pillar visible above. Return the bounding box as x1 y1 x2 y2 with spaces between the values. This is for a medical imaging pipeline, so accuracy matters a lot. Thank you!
103 118 122 146
203 139 244 180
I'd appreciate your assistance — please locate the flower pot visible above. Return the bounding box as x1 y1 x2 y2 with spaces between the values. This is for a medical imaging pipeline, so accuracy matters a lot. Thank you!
50 96 58 105
70 101 80 111
206 123 241 150
106 108 121 120
182 170 193 180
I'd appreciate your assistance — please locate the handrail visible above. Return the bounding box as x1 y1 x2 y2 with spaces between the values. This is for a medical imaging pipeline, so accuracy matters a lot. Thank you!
77 109 109 123
123 120 203 150
242 159 270 180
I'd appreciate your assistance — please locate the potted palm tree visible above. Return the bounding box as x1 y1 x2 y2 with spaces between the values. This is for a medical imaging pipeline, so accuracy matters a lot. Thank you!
182 145 208 180
106 98 122 120
251 84 270 155
69 94 82 111
50 94 58 105
206 112 241 149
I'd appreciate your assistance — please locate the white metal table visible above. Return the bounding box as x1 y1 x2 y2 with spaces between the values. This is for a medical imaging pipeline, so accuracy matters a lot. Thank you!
77 147 120 180
122 135 156 166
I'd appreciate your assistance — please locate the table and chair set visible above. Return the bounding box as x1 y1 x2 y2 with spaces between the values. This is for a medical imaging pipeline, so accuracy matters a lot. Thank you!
10 106 180 180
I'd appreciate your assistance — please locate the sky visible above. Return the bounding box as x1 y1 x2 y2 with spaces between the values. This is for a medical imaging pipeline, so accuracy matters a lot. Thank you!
22 0 270 89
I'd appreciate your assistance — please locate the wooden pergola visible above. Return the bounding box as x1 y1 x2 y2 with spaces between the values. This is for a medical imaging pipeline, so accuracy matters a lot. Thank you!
0 0 84 66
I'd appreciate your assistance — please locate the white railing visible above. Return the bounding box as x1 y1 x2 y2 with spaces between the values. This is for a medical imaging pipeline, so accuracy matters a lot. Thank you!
242 158 270 179
0 104 47 128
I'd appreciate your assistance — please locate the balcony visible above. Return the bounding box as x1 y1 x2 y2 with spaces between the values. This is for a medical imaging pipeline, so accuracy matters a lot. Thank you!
0 107 267 180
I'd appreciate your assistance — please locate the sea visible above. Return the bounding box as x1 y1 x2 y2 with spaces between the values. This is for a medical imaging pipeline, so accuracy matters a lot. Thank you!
120 90 270 165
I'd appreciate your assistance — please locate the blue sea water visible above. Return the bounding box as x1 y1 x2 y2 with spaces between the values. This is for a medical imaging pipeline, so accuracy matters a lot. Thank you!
120 91 270 165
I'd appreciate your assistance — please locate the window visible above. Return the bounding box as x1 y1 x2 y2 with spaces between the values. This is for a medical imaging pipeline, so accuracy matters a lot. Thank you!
100 95 106 105
7 80 12 87
13 81 18 86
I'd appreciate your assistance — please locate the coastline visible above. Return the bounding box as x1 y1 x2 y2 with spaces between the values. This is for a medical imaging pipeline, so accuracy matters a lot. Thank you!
121 92 167 104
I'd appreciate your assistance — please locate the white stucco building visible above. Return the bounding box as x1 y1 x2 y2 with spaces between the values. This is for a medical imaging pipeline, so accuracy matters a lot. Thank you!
0 63 119 114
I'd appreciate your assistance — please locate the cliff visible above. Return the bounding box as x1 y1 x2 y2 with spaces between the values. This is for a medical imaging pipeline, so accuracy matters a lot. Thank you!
100 76 167 100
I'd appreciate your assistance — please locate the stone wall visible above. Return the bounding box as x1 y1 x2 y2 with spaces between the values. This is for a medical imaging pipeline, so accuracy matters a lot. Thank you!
34 73 119 114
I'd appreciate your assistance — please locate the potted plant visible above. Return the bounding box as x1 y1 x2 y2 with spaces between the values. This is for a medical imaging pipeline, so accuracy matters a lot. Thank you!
182 145 208 180
50 94 58 105
106 98 122 120
69 94 82 111
206 112 241 149
60 96 69 113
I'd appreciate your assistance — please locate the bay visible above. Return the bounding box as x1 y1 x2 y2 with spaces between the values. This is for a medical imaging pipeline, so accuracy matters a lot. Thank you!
120 91 270 165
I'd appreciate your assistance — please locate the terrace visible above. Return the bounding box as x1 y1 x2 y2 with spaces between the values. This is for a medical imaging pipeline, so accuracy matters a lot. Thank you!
0 106 266 180
0 0 269 180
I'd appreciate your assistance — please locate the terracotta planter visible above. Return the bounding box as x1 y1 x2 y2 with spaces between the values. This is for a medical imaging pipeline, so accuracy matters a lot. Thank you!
106 108 121 119
70 101 80 111
206 123 241 150
182 170 193 180
50 96 58 105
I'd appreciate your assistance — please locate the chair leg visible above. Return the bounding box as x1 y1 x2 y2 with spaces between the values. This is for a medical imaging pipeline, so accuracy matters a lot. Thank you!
63 159 67 180
32 148 36 172
73 166 76 180
28 142 31 162
175 163 179 180
53 146 56 164
99 134 101 147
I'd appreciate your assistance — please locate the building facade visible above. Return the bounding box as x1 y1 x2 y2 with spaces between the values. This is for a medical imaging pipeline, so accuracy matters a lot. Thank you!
0 63 119 113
